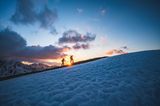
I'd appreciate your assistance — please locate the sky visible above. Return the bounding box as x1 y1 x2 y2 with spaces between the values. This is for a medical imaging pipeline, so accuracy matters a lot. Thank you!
0 0 160 65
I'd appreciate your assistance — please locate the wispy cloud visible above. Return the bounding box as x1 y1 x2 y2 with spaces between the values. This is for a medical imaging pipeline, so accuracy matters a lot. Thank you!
77 8 83 14
106 49 127 56
100 9 106 16
121 46 129 50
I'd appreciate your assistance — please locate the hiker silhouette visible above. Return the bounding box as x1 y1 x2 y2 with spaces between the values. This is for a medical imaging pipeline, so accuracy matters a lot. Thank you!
70 55 74 65
61 58 65 66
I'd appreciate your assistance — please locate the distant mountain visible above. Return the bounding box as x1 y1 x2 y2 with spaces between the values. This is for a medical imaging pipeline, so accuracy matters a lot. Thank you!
0 60 50 78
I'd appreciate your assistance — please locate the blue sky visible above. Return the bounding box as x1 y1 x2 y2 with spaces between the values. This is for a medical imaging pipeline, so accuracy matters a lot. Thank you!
0 0 160 64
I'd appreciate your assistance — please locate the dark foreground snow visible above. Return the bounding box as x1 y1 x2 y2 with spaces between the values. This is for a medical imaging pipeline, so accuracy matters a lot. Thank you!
0 50 160 106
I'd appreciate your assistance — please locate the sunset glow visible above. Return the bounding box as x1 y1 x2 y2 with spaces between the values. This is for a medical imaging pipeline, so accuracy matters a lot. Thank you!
21 61 33 65
64 56 74 66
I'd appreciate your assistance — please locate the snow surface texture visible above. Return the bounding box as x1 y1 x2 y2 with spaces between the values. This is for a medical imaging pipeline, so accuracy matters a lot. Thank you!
0 50 160 106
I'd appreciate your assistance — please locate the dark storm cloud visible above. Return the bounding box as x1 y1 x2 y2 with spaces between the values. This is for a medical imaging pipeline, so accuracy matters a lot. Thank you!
10 0 58 34
10 0 36 25
37 6 58 29
72 43 89 50
58 30 96 44
0 28 26 57
0 28 68 60
16 45 67 59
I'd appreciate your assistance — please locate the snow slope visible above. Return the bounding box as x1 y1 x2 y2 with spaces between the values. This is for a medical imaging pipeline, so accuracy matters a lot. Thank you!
0 50 160 106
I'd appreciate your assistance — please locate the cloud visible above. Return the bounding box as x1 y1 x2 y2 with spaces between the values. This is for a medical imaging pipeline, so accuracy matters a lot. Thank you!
50 27 58 35
100 9 106 16
77 8 83 13
10 0 36 25
72 43 89 50
0 28 27 58
106 49 127 56
0 28 68 60
121 46 129 50
37 6 58 29
0 22 5 30
62 45 71 52
16 45 67 59
10 0 58 34
58 30 96 44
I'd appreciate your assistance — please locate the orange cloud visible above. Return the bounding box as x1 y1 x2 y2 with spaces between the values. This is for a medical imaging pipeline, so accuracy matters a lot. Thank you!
61 46 71 52
106 49 127 56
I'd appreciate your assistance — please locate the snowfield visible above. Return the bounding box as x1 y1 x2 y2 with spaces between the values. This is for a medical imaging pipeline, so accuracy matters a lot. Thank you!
0 50 160 106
